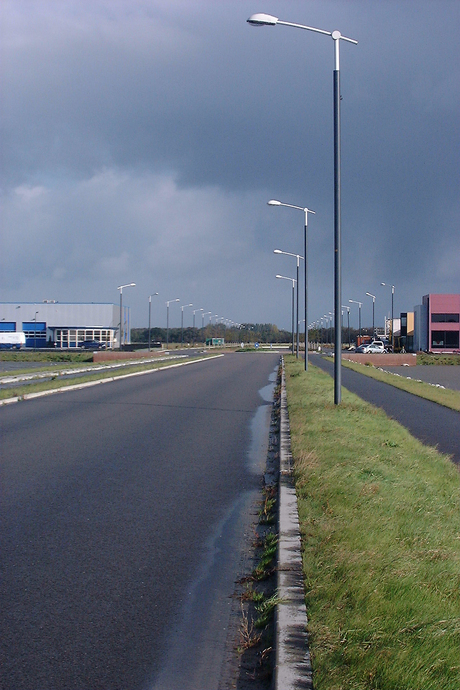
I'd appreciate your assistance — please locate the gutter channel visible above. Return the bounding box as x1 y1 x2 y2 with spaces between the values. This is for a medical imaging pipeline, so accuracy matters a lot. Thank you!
276 357 313 689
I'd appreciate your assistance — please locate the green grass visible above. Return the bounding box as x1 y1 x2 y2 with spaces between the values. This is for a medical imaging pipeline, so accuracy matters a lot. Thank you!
0 351 93 363
417 353 460 365
285 357 460 690
0 355 210 401
340 359 460 412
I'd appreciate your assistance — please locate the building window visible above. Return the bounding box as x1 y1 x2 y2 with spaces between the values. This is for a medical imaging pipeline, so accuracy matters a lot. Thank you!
446 331 460 348
55 328 114 348
23 330 46 340
431 331 459 349
431 313 459 323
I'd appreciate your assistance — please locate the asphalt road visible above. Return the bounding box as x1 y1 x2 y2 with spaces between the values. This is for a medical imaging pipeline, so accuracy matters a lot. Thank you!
312 354 460 464
380 364 460 391
0 352 280 690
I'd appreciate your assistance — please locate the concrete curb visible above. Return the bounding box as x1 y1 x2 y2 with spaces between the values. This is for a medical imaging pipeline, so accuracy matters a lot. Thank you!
276 358 313 689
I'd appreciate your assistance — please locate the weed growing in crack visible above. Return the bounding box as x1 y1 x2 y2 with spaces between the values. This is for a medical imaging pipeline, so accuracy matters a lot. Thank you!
252 532 278 582
258 486 277 525
255 594 282 629
237 605 263 653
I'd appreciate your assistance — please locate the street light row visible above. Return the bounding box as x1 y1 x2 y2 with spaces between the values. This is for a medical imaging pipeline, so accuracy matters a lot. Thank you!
348 283 396 346
248 12 357 404
310 281 396 349
117 285 241 350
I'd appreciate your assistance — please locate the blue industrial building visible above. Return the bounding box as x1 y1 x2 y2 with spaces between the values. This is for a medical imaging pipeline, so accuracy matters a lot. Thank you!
0 302 131 348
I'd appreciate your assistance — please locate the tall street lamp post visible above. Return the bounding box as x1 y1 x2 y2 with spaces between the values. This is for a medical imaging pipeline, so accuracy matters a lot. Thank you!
268 200 315 371
381 283 395 351
249 14 357 404
193 308 204 330
349 300 362 343
365 292 376 337
34 311 39 351
193 308 204 345
117 283 136 349
342 305 351 347
148 292 159 351
181 303 193 345
274 248 304 358
166 298 180 348
276 274 296 354
323 315 329 344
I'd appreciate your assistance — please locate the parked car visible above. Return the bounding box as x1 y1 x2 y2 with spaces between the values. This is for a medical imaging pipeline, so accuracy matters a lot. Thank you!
365 340 387 354
80 340 106 349
355 343 370 353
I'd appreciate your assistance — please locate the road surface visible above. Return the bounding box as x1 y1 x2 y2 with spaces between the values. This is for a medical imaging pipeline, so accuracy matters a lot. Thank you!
1 352 279 690
312 354 460 464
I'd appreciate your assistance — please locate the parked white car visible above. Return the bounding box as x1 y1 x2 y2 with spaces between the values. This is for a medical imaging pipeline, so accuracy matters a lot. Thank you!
365 340 387 354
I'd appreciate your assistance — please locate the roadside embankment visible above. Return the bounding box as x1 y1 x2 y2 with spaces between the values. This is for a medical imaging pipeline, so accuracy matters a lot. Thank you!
342 352 416 366
284 356 460 690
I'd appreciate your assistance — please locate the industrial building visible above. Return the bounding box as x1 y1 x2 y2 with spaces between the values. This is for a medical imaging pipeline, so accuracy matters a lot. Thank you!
0 302 131 348
414 294 460 353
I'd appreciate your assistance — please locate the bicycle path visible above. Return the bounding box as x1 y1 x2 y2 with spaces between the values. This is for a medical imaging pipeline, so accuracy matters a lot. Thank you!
379 364 460 391
311 355 460 464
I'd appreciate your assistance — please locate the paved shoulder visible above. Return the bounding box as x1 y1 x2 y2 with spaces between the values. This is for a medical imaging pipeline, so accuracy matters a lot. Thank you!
312 356 460 464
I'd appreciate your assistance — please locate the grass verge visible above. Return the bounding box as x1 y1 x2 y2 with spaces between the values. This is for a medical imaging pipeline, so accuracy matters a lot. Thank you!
417 353 460 365
0 356 210 401
0 351 93 363
339 358 460 412
285 356 460 690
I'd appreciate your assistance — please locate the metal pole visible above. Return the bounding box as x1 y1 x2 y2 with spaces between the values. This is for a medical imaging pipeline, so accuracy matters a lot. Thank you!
148 296 151 351
333 35 342 404
304 212 308 370
34 312 38 351
296 256 300 358
119 290 123 350
166 304 169 347
291 281 295 355
391 287 394 351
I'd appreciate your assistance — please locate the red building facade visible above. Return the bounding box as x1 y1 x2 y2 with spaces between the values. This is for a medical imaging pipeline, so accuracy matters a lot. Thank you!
423 294 460 353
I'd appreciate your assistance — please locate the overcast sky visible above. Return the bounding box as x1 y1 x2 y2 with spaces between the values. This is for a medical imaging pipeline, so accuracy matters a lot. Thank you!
1 0 459 331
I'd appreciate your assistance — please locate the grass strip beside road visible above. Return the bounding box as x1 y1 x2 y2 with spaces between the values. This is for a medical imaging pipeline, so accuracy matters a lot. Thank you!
0 355 219 402
340 358 460 412
284 357 460 690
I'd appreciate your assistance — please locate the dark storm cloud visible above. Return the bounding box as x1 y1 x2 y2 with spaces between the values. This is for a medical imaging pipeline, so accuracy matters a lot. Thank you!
1 0 459 329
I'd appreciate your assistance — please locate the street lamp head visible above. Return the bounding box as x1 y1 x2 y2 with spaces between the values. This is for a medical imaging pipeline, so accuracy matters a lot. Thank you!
247 13 278 26
276 274 296 284
268 199 282 206
274 249 282 254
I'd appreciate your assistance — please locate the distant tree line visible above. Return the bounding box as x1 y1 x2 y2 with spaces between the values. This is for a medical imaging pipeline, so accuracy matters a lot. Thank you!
131 323 292 345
